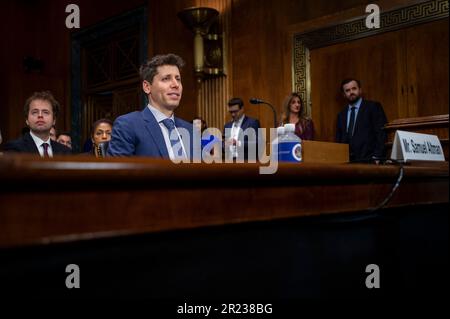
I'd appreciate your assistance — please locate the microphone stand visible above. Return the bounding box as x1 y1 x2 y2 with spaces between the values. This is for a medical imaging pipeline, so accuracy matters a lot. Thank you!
261 102 278 128
250 98 278 128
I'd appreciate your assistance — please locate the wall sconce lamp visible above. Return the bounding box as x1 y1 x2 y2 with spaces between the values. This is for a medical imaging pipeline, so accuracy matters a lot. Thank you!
178 7 225 81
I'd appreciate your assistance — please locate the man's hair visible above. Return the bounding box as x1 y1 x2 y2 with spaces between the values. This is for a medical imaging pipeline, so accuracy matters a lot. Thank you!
140 53 185 84
340 78 361 92
228 97 244 109
90 118 113 137
24 91 60 118
57 131 72 139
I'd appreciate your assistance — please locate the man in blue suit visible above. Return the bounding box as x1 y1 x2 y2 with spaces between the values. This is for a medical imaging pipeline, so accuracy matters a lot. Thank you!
107 54 193 161
223 97 261 162
336 78 388 163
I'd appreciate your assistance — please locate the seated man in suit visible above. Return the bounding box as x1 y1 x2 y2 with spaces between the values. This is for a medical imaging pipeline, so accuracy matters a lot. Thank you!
107 53 193 161
223 97 261 162
335 78 388 163
3 91 71 157
56 131 73 150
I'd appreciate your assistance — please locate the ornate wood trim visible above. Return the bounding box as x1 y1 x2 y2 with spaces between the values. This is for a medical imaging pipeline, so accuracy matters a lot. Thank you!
71 7 148 152
293 0 449 116
385 114 449 127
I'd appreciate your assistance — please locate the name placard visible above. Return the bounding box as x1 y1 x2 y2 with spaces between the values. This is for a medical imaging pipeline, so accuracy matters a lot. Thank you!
391 130 445 162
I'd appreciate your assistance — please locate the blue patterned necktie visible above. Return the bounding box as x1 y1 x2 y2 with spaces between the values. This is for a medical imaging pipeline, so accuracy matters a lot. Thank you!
161 118 185 159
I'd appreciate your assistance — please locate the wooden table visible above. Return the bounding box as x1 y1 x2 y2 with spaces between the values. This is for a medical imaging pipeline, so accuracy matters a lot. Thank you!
0 154 447 248
0 155 448 299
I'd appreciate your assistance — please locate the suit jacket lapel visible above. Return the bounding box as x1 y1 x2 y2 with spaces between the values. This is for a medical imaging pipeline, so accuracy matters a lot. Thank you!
353 99 367 136
50 140 60 154
341 110 348 133
24 132 40 154
240 116 249 131
141 107 169 158
237 116 249 141
50 140 69 154
175 117 192 159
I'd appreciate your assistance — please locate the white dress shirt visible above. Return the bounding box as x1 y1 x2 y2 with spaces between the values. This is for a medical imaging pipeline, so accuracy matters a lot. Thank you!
229 115 245 158
147 104 187 160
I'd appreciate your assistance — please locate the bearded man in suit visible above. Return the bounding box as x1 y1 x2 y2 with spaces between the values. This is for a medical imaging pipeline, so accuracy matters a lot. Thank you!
336 78 388 163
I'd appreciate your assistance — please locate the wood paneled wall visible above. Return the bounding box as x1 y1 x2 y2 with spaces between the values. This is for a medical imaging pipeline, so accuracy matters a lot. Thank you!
310 18 449 142
229 0 376 131
0 0 199 143
195 0 232 131
0 0 150 143
1 0 444 145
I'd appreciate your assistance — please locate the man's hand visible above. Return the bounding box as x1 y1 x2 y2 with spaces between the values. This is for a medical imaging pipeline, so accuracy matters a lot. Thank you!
225 138 237 147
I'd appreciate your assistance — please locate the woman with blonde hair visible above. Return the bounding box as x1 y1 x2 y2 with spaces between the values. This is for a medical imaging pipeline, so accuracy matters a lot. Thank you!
281 93 314 140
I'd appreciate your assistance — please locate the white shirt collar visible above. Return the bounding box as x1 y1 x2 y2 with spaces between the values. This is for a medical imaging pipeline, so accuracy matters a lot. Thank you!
147 104 186 160
233 115 245 127
29 130 53 157
29 130 51 145
147 104 175 123
348 97 362 110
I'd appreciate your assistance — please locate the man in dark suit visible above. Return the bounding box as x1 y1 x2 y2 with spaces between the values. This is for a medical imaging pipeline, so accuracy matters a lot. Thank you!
107 54 193 161
3 91 71 156
56 131 73 150
224 97 261 162
336 78 388 163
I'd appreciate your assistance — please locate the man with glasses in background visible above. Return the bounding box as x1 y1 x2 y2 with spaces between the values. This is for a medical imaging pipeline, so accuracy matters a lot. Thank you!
223 97 261 162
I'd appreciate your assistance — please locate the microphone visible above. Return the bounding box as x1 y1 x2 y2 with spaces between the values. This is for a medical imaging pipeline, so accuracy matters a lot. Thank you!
249 98 277 128
249 98 264 104
97 141 109 158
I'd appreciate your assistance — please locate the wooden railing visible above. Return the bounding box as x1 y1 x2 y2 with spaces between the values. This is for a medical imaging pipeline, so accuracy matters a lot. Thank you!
385 114 449 159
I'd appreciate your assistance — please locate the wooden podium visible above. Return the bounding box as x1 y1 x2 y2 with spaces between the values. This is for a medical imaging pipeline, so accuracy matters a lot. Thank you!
302 140 348 163
263 140 349 163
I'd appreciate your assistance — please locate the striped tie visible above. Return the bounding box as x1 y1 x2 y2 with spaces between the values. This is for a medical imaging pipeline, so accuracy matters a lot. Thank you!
161 118 185 159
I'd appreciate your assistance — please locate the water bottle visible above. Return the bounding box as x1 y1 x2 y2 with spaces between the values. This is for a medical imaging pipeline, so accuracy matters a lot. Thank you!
271 126 285 161
278 123 302 162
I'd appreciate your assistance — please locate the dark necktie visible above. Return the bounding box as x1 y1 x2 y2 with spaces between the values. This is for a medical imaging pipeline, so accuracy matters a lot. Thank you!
347 106 356 142
42 142 50 158
161 118 185 159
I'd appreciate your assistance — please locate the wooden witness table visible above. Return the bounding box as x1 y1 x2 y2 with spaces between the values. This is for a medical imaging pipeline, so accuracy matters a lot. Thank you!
0 154 448 248
0 154 448 300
